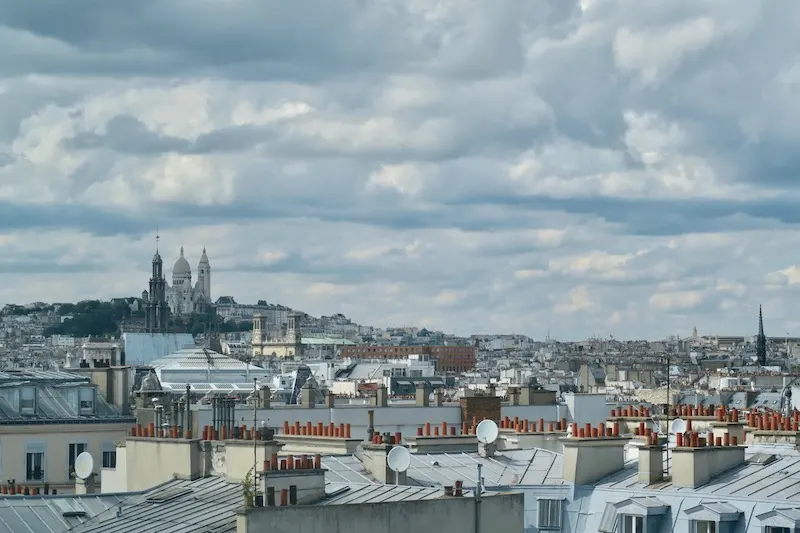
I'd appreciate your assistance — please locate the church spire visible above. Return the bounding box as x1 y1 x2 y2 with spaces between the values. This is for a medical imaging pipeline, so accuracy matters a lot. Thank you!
756 305 767 366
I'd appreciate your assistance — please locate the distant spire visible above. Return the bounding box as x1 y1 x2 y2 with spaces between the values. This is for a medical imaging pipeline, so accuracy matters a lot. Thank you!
180 245 184 256
156 224 160 252
757 305 767 366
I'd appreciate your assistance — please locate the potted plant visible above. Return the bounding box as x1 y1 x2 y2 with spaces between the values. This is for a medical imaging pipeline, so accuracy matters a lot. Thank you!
242 468 255 507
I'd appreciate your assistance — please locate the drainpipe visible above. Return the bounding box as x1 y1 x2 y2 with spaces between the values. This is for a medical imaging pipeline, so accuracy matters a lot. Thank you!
474 463 482 533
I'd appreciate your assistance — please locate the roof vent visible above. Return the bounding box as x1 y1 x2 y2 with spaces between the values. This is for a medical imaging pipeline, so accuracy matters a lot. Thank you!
53 499 87 517
746 453 777 466
145 487 193 503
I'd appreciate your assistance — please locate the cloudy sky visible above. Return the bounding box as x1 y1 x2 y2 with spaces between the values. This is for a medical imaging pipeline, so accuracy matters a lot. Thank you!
1 1 799 340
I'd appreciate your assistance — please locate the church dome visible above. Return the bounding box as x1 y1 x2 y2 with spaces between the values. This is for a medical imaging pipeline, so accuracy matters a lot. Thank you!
173 247 192 277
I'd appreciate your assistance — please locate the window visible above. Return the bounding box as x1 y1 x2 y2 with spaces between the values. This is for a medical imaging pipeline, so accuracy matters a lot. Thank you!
538 499 563 529
25 442 45 482
765 528 790 533
79 387 95 413
19 387 36 414
102 450 116 468
620 515 645 533
68 443 87 477
693 521 716 533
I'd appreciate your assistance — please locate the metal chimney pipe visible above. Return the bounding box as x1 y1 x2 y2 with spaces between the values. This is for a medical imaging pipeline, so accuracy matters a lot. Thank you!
184 385 192 438
211 397 217 432
367 410 375 442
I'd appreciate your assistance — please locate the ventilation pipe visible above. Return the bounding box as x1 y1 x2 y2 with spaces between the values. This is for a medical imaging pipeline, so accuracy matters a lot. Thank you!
367 410 375 442
184 384 192 438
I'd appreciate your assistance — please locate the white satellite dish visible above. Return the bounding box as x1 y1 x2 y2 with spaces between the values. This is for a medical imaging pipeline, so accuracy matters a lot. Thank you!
645 419 658 433
74 452 94 480
476 420 499 444
670 418 687 435
387 446 411 473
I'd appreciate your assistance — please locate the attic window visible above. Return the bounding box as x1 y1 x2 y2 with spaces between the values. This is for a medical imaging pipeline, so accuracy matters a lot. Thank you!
19 387 36 414
79 387 95 414
747 453 778 466
53 499 87 517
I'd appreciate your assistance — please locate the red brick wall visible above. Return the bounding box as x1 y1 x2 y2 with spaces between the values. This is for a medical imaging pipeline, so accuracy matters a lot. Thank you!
460 396 501 423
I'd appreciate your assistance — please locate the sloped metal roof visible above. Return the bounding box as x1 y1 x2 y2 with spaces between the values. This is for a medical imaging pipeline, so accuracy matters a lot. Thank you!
122 333 195 366
0 492 131 533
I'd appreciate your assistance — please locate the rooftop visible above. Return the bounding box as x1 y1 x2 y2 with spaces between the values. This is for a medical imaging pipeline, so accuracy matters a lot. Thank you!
0 492 130 533
67 476 451 533
150 348 266 372
323 448 564 488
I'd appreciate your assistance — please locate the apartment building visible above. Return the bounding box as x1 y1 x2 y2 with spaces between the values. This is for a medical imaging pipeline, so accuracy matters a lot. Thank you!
0 369 135 491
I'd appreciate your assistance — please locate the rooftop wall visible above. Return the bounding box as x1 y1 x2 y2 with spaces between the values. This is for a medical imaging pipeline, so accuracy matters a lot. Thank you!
236 492 524 533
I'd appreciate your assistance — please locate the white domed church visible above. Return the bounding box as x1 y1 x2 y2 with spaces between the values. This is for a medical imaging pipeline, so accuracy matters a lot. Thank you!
167 246 212 315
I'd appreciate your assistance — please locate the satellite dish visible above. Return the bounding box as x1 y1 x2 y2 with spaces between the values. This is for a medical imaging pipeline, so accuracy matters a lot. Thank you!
476 420 499 444
645 419 658 433
387 446 411 473
670 418 687 435
74 452 94 480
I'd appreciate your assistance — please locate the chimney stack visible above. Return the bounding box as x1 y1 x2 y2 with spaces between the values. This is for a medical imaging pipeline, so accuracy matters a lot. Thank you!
372 386 388 407
672 431 746 488
560 422 629 485
416 383 430 407
638 433 664 484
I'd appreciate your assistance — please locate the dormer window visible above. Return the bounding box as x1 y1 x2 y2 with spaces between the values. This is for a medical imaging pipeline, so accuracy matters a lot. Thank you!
19 387 36 414
685 502 742 533
79 387 95 414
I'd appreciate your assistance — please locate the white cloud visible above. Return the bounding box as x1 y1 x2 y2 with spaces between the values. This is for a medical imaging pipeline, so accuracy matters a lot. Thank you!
2 1 800 339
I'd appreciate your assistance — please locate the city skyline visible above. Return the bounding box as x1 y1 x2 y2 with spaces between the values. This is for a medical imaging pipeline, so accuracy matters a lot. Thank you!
2 2 800 339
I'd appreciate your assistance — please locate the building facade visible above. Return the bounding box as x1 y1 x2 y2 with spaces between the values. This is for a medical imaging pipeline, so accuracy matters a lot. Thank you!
0 369 135 491
340 345 476 373
252 311 303 358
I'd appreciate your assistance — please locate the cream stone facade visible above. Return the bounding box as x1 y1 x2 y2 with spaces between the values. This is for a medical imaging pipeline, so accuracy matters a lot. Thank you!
252 311 303 358
0 423 132 491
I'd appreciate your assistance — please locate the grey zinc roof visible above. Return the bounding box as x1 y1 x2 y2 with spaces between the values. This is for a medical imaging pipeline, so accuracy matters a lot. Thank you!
597 444 800 503
323 448 563 489
0 493 131 533
68 477 450 533
320 483 444 504
68 476 240 533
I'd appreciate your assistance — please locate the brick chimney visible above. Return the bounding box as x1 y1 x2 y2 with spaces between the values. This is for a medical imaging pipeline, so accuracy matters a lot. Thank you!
561 422 629 485
672 431 746 488
261 454 326 505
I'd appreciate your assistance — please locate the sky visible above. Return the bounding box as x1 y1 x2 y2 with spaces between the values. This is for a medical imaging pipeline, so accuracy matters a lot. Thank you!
1 1 799 340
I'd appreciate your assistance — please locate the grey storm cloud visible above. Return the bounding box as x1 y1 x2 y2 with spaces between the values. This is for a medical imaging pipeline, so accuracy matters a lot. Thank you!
3 0 800 338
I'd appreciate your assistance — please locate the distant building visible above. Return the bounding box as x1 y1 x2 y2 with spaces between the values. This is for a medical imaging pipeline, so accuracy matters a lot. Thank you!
167 246 211 315
340 345 476 373
0 369 134 492
252 311 303 358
